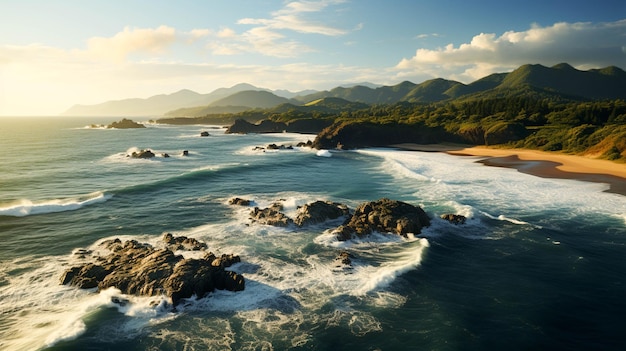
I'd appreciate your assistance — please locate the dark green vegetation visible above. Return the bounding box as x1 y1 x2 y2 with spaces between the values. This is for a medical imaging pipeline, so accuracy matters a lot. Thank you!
156 63 626 161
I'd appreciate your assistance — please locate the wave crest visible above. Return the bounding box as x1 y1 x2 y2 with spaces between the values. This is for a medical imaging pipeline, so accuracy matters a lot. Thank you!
0 191 112 217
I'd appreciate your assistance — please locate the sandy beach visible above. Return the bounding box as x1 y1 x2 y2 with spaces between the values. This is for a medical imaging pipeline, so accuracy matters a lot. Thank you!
392 143 626 196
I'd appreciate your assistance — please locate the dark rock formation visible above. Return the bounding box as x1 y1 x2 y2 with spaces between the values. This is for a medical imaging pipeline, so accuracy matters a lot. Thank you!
266 143 294 150
182 150 189 156
334 198 430 241
225 119 287 134
225 118 332 135
334 251 353 267
312 121 453 150
484 122 529 146
162 232 208 251
285 118 333 134
60 237 244 305
296 140 314 148
128 149 156 159
229 197 252 206
107 118 145 129
294 200 350 227
440 213 467 225
161 153 170 158
249 203 293 227
200 131 210 137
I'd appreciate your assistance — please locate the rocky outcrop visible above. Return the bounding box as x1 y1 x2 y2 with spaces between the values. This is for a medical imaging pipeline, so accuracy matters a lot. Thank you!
484 122 529 146
107 118 145 129
312 121 453 150
225 118 332 135
128 149 156 159
334 198 430 241
225 119 287 134
250 203 293 227
285 118 333 134
162 232 208 251
294 201 350 227
334 251 353 268
200 131 210 137
229 197 252 206
440 213 467 225
60 236 244 305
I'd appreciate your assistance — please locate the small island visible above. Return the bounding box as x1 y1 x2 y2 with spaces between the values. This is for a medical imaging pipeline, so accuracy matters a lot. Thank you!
107 118 145 129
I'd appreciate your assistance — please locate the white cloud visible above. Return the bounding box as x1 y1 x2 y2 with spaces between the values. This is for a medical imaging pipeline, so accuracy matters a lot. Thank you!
237 0 347 34
86 25 178 61
206 0 350 58
396 19 626 82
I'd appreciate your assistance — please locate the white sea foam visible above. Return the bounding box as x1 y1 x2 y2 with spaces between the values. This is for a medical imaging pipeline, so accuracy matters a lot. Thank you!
316 149 332 157
0 191 112 217
482 211 537 227
358 148 626 227
102 146 180 163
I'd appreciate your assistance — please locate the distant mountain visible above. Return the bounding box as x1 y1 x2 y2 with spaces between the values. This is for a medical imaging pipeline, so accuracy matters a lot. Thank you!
164 91 295 117
61 83 316 117
296 63 626 104
496 63 626 100
294 79 458 104
209 90 292 108
63 63 626 117
62 89 207 117
339 82 382 89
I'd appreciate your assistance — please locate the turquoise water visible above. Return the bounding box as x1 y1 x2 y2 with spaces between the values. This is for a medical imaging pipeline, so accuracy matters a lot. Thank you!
1 117 625 350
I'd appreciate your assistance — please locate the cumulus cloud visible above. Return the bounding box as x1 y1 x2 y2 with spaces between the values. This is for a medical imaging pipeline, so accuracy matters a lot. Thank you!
396 19 626 82
86 25 178 61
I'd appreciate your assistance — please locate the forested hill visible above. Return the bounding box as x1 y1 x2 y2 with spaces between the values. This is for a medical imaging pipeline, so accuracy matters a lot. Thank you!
294 63 626 104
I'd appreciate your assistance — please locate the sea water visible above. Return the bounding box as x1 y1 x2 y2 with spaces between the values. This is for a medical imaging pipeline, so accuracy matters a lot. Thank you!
0 116 625 350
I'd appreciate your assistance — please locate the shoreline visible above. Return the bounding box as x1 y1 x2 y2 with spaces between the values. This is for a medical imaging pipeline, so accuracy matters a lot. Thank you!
392 143 626 196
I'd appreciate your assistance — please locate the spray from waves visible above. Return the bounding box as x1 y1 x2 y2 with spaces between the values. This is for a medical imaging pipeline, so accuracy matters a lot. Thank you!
0 246 177 350
102 147 181 163
0 191 112 217
316 150 332 157
481 211 540 227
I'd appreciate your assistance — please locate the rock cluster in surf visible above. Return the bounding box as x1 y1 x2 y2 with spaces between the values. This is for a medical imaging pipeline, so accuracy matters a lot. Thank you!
333 198 431 241
60 234 244 305
244 199 350 228
232 197 432 241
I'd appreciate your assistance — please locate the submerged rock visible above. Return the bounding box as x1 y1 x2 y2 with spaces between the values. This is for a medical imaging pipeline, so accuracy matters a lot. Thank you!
440 213 467 225
128 149 155 159
334 251 353 267
334 198 430 241
229 197 252 206
200 131 210 137
60 236 244 305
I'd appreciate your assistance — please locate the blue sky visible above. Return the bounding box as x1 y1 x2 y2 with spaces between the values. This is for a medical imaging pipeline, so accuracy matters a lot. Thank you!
1 0 625 115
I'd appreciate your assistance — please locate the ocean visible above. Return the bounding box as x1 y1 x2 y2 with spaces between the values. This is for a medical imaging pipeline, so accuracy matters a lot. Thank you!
1 116 625 351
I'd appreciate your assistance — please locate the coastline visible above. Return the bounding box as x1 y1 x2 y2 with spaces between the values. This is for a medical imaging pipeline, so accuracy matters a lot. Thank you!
392 143 626 196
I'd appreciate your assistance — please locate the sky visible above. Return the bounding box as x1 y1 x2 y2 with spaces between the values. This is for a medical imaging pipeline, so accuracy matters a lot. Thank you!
1 0 625 115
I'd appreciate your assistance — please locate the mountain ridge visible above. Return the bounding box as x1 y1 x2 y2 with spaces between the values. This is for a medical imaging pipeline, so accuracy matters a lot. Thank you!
62 63 626 117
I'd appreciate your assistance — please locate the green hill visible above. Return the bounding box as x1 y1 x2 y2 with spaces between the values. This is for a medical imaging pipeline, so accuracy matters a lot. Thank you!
296 64 626 105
